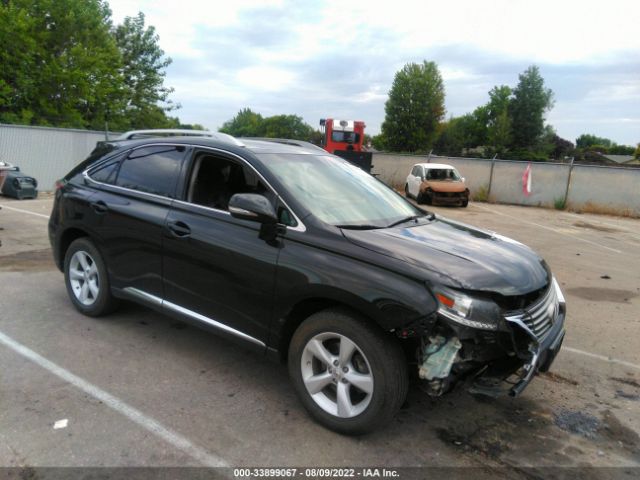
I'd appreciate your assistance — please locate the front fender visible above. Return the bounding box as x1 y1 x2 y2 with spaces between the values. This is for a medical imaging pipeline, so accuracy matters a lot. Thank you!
272 236 438 336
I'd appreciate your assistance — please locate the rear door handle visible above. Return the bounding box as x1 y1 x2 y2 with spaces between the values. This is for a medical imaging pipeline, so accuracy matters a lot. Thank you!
167 220 191 237
90 200 108 214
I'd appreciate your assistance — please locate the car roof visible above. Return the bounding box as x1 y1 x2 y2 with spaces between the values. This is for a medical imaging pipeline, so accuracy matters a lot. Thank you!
102 136 325 156
414 163 457 169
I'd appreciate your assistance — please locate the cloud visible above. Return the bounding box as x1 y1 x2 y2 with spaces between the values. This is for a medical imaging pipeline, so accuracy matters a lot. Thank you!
107 0 640 145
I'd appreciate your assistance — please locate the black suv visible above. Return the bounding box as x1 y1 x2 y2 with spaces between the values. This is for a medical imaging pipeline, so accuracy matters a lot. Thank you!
49 134 565 434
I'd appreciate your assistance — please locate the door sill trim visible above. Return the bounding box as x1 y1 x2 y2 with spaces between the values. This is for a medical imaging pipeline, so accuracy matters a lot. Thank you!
122 287 266 347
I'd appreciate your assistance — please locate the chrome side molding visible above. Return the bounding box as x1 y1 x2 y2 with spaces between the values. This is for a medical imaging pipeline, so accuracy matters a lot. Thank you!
123 287 265 347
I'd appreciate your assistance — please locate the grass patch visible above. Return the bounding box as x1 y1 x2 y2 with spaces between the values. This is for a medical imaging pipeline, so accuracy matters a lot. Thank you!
571 202 637 218
472 184 489 202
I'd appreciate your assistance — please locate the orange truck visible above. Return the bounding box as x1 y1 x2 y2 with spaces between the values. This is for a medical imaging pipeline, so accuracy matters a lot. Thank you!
319 118 373 172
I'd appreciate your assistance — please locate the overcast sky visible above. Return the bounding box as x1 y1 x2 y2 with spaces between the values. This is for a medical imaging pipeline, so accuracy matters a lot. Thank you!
108 0 639 146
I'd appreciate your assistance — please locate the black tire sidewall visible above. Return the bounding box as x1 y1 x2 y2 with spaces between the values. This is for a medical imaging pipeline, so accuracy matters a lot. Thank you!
63 238 116 317
288 309 408 435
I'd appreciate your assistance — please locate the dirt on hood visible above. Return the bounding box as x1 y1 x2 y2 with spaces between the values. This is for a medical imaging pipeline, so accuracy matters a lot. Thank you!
421 180 467 193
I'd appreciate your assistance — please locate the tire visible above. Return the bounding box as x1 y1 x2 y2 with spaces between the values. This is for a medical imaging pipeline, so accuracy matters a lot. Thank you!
461 199 469 208
404 184 411 199
423 189 433 205
64 237 119 317
288 309 408 435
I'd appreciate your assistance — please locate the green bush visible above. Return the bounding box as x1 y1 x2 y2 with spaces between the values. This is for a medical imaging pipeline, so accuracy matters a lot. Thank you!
473 185 490 202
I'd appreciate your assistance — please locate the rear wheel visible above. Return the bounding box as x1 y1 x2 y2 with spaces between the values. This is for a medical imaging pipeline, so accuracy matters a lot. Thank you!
288 309 408 435
64 238 119 317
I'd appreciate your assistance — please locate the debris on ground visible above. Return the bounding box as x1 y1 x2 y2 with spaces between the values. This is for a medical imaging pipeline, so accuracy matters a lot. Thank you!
553 409 600 438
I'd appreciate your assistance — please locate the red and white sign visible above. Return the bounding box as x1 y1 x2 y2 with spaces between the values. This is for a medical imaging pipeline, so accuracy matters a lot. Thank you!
522 163 532 196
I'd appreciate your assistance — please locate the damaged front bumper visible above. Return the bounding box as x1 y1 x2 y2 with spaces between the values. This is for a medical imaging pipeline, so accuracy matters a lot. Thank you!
470 307 566 398
419 278 566 398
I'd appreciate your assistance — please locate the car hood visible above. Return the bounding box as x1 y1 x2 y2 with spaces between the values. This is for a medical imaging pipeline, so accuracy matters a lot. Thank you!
423 180 466 193
342 217 549 296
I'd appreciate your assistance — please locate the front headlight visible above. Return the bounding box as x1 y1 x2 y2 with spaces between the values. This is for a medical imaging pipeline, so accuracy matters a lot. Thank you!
434 287 500 331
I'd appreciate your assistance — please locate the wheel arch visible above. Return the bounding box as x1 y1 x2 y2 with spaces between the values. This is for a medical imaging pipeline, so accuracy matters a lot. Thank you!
271 289 410 363
57 227 90 271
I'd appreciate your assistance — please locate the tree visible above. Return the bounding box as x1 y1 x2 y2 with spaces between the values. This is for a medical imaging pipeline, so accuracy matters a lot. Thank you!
0 1 38 124
261 114 313 140
0 1 180 130
485 86 512 154
606 144 635 155
0 0 123 128
371 134 387 151
635 144 640 159
112 12 176 130
219 108 265 137
576 133 612 149
509 66 554 148
549 134 575 160
219 109 314 140
381 61 445 152
434 107 488 156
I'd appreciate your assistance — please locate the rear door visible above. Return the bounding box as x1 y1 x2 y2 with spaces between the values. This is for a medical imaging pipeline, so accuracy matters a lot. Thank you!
84 144 189 298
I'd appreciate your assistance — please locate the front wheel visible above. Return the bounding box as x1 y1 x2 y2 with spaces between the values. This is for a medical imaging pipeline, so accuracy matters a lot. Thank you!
288 309 408 435
64 238 119 317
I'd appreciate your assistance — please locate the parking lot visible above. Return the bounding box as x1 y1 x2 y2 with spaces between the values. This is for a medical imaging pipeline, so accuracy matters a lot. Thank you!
0 195 639 475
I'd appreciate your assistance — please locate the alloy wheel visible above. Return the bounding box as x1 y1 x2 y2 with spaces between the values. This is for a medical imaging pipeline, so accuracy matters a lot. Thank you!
68 250 100 306
300 332 374 418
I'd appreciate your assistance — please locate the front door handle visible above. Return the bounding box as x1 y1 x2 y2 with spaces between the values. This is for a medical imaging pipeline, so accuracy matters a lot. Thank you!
90 200 108 214
167 220 191 237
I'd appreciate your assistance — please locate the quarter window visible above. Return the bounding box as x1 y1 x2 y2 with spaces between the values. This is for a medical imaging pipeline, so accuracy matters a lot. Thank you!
116 146 186 197
88 152 126 184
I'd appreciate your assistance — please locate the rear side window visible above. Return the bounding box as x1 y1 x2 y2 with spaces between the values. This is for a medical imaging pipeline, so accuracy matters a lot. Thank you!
89 152 127 184
116 146 186 197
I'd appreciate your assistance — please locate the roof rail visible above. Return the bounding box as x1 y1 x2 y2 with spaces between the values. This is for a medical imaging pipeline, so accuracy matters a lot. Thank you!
243 137 326 153
113 129 245 147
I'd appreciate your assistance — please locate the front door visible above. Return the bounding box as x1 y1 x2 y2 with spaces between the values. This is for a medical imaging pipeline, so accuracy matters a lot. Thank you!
162 149 281 348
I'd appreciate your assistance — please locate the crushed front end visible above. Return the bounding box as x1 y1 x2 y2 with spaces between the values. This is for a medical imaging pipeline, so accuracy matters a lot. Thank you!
416 277 566 398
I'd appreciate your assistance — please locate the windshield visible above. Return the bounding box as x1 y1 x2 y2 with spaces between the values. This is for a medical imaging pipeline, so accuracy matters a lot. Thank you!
426 168 461 181
331 131 360 144
258 153 420 227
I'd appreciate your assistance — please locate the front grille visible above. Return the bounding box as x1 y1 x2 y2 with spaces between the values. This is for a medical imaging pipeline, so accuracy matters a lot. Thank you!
505 284 558 340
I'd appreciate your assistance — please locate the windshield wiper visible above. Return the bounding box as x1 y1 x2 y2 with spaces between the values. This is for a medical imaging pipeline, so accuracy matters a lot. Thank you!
336 224 384 230
386 213 433 228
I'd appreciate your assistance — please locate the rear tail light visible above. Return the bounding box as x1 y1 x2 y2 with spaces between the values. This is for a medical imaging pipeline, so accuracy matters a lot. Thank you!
55 179 66 190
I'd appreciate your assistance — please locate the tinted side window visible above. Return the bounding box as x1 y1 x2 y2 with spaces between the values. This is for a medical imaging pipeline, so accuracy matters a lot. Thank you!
187 153 275 211
116 146 185 197
89 152 127 184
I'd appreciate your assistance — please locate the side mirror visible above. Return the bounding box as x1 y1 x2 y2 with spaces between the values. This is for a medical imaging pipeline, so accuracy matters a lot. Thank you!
229 193 277 224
